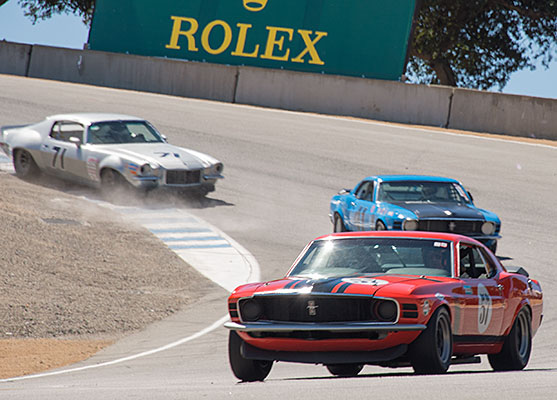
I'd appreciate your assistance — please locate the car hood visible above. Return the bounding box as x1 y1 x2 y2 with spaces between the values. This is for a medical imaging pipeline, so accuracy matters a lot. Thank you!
95 143 216 169
247 274 452 297
391 201 484 220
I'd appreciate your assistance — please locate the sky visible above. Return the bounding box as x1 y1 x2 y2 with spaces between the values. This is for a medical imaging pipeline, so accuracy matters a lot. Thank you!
0 1 555 100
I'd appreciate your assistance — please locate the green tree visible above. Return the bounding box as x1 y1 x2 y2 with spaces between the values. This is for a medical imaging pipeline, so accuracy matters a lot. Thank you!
1 1 95 25
407 0 557 90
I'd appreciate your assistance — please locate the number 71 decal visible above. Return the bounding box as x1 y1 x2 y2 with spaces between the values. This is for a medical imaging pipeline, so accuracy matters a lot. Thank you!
51 146 67 169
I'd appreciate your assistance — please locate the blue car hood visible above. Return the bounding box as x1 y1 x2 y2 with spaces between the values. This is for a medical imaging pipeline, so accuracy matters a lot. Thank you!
391 202 485 220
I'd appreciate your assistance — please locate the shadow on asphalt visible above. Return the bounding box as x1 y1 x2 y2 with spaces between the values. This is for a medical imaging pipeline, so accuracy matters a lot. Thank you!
279 367 557 382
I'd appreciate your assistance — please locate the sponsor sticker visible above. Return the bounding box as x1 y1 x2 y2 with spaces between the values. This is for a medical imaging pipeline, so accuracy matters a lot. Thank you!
341 278 388 286
127 162 139 175
86 157 100 181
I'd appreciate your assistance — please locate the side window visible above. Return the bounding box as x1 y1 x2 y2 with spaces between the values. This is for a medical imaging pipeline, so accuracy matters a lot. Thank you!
479 248 497 278
49 122 62 140
459 244 488 278
355 181 374 201
50 122 84 142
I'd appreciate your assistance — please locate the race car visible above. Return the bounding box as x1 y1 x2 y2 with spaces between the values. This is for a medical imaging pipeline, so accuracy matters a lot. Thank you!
0 113 223 196
330 175 501 252
225 231 543 381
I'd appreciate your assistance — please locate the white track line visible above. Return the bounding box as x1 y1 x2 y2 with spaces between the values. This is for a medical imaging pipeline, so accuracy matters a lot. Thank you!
0 315 229 383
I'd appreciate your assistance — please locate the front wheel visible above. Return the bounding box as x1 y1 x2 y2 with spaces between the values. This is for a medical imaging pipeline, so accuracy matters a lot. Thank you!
375 221 387 231
228 331 273 382
333 214 346 232
326 363 363 377
488 308 531 371
13 149 40 180
100 169 134 201
410 307 453 374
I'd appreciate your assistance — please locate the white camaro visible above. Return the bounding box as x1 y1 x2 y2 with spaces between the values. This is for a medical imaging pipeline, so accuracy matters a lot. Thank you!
0 113 223 196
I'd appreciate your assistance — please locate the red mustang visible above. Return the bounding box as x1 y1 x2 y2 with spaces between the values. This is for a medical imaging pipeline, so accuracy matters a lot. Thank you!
225 231 543 381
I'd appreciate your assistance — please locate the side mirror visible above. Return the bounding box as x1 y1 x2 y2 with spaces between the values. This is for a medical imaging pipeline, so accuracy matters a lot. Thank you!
69 136 82 147
338 188 350 195
467 191 474 202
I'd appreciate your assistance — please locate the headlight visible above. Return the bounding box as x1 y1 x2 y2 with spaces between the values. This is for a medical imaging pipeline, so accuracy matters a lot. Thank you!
481 222 496 235
240 299 263 322
139 164 152 175
139 163 159 176
374 300 398 322
214 163 223 174
403 219 419 231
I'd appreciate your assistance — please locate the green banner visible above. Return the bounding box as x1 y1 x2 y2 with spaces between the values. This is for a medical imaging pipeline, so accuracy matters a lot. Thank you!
89 0 416 80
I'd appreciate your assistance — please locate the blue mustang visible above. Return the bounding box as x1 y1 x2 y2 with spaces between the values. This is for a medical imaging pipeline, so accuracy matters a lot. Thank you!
329 175 501 252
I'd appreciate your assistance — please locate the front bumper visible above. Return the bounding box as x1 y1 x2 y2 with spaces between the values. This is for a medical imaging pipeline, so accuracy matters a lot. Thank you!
241 340 409 364
225 321 426 333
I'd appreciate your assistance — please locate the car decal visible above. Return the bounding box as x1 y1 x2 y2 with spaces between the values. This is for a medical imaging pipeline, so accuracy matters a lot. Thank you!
127 162 139 175
332 282 352 293
283 279 303 289
341 277 389 286
478 283 492 333
86 157 100 181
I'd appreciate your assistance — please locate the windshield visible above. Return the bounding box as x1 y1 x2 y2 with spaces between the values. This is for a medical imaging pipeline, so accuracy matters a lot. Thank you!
289 238 453 279
377 181 470 203
87 121 165 144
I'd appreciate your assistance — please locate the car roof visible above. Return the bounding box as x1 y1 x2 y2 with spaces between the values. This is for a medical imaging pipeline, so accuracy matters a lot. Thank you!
314 230 479 244
363 175 460 184
46 113 144 126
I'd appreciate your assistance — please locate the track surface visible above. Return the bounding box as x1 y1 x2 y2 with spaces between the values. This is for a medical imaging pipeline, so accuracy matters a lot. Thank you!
1 75 556 399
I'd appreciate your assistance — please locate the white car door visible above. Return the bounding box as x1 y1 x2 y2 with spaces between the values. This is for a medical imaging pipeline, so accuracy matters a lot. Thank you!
40 121 89 182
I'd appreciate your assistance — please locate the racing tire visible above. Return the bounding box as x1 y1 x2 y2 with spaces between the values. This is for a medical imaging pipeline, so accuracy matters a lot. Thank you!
488 308 531 371
326 363 363 377
100 169 134 201
375 221 387 231
13 149 40 180
228 331 273 382
409 307 453 374
333 214 346 233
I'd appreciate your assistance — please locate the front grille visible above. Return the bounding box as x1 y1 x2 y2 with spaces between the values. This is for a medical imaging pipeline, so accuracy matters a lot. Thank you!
239 295 397 323
166 169 201 185
418 219 482 235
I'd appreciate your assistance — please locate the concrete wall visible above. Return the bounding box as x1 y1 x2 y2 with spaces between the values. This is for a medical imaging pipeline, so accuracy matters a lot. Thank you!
449 88 557 140
236 66 452 128
0 41 555 140
27 45 238 103
0 41 31 76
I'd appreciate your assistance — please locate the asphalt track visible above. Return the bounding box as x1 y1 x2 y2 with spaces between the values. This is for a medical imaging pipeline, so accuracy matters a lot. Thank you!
0 74 556 399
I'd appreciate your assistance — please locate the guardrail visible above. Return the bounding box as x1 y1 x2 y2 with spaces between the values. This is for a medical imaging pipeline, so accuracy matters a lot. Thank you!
1 40 555 140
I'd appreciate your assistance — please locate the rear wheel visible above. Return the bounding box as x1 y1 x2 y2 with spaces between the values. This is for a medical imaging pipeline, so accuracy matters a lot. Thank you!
333 214 346 232
375 221 387 231
488 308 531 371
326 363 363 377
13 149 40 179
410 307 453 374
228 331 273 382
